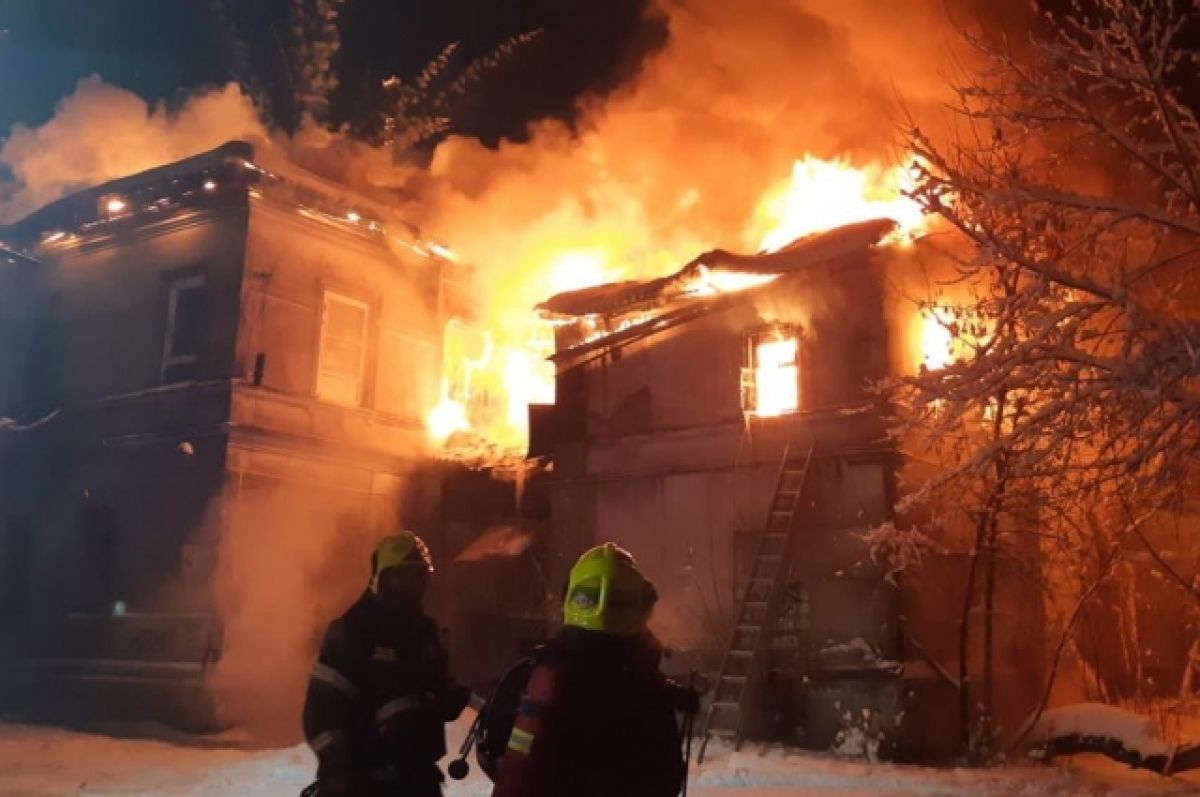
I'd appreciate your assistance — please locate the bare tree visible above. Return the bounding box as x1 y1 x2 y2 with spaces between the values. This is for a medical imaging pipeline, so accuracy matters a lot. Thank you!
881 0 1200 757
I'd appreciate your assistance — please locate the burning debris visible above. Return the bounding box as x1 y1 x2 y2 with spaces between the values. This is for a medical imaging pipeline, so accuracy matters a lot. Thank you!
538 219 900 359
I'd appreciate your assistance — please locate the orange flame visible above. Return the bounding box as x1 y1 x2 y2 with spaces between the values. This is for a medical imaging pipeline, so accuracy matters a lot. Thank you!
920 308 954 372
751 155 928 252
425 154 932 455
753 335 800 416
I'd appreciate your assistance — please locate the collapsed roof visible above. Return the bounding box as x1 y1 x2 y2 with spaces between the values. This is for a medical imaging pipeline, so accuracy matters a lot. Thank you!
539 218 896 319
540 218 897 361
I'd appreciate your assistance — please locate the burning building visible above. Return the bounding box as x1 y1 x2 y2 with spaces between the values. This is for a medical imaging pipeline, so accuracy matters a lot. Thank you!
529 218 1041 760
0 131 1042 756
0 140 472 730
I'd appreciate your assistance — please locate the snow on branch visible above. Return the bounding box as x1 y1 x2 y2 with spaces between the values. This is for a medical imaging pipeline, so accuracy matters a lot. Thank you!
0 409 59 432
1024 702 1200 775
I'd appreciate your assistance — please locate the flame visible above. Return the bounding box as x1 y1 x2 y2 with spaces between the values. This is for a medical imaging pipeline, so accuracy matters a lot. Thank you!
920 308 954 371
679 265 778 298
426 383 470 444
753 335 800 417
425 155 933 454
752 154 928 253
544 249 616 295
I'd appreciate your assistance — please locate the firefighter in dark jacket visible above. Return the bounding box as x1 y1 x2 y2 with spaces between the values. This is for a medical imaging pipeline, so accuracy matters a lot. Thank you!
491 543 691 797
303 531 469 797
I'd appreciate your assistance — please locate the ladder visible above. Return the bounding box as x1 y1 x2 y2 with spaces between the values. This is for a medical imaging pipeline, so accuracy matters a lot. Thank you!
697 440 815 762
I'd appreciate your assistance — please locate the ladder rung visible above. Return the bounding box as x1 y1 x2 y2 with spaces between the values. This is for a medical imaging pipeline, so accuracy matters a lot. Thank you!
735 624 762 632
708 727 736 737
720 675 748 684
743 600 768 608
711 700 741 709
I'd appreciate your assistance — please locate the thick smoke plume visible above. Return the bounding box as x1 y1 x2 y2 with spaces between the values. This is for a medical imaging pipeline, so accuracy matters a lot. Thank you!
0 76 264 222
403 0 971 294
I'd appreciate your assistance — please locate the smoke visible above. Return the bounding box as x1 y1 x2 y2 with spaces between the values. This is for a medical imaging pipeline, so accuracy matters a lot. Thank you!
207 479 383 743
381 0 988 399
0 76 265 222
405 0 974 278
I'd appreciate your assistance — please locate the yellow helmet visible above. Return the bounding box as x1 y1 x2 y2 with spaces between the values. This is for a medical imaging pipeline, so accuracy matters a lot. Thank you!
563 543 657 636
370 531 433 593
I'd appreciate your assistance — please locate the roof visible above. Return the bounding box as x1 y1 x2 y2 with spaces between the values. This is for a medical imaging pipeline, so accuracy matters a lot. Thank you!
539 218 896 319
0 242 39 268
542 218 897 364
0 140 436 259
1 141 254 246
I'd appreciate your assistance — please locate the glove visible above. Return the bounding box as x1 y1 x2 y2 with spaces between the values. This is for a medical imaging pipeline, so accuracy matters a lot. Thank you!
439 684 471 721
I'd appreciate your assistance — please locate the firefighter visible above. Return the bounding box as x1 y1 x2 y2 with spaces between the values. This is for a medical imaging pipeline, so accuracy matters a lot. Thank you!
302 531 470 797
491 543 693 797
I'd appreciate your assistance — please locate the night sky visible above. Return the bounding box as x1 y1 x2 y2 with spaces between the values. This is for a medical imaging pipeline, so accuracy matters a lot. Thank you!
0 0 663 144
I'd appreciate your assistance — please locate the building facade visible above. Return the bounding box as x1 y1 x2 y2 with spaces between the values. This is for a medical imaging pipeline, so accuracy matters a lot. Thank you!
0 141 460 731
537 221 906 753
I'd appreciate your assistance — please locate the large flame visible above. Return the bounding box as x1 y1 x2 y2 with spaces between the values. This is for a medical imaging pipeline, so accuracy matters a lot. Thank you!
920 308 954 371
425 154 931 454
751 155 928 253
753 335 800 417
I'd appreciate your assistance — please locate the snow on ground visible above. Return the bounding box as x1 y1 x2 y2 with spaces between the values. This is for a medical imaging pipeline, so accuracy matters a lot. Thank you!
0 714 1197 797
1027 702 1173 756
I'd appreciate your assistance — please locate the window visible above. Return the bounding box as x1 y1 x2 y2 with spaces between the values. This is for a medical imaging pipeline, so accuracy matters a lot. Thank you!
741 326 800 416
161 274 206 384
316 290 369 405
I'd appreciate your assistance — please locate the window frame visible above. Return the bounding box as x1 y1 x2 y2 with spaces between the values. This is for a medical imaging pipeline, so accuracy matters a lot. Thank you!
160 273 206 385
315 289 371 407
741 324 802 416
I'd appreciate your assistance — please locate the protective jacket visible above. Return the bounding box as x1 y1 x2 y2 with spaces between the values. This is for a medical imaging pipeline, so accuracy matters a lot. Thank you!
303 592 465 796
490 626 686 797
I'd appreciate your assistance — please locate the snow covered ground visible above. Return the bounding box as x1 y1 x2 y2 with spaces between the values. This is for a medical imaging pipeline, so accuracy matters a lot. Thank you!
0 714 1197 797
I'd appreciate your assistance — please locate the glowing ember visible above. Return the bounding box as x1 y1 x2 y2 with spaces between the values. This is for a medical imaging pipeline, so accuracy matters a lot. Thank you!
753 336 799 416
427 384 470 444
920 308 953 371
545 249 615 295
680 265 778 298
105 196 127 215
429 242 456 261
753 155 927 253
203 179 218 192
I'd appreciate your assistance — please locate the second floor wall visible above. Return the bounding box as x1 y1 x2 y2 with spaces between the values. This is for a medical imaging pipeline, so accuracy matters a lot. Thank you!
230 198 442 450
34 204 250 406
